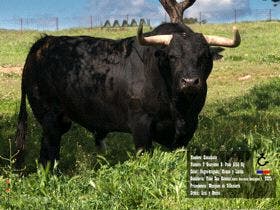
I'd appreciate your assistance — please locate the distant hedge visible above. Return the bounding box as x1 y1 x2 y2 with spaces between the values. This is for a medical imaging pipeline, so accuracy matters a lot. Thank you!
113 20 120 27
103 18 150 28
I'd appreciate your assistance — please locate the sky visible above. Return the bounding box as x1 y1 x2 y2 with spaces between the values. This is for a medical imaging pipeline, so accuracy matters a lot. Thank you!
0 0 279 29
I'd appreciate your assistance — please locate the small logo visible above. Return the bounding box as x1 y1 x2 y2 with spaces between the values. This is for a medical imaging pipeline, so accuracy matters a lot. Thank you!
256 169 270 175
257 153 269 167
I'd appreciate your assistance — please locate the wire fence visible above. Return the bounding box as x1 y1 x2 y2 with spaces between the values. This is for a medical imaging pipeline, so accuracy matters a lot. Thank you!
0 9 279 31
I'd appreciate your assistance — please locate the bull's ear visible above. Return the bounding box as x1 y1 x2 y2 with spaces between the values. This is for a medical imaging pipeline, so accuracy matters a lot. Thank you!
210 47 225 60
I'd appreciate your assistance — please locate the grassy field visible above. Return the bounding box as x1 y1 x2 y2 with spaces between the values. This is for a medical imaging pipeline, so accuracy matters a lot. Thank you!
0 22 279 209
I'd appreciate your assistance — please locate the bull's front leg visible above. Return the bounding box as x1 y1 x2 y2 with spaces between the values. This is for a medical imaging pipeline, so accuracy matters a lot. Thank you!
130 113 153 153
172 116 198 149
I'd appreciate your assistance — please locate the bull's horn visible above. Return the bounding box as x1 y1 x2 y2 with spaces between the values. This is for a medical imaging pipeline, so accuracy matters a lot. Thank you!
203 26 241 48
137 24 173 46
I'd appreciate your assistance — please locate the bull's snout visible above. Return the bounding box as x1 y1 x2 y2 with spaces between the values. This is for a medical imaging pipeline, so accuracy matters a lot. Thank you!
180 77 201 92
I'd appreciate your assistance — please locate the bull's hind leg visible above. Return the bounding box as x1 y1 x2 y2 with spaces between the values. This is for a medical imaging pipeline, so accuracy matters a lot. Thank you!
94 130 108 152
26 82 72 167
39 111 72 167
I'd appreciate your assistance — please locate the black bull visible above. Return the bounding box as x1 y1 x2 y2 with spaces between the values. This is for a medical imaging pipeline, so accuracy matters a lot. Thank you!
15 23 240 167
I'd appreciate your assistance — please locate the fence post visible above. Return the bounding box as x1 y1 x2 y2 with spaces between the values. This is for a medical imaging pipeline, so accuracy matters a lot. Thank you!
147 19 150 27
234 9 237 24
126 14 129 24
90 15 93 29
55 17 59 31
97 16 101 27
20 18 23 33
199 12 202 25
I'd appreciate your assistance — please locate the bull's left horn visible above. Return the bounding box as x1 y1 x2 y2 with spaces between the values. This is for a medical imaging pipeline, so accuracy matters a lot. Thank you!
137 24 173 46
203 26 241 48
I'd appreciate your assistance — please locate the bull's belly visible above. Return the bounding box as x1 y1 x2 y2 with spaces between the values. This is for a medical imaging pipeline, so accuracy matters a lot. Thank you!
61 97 130 133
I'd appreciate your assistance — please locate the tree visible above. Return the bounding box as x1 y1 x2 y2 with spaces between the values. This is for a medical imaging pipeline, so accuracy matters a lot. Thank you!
159 0 196 23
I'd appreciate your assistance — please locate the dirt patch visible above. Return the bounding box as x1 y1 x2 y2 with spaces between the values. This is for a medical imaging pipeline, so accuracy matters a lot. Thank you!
238 75 252 81
0 66 23 75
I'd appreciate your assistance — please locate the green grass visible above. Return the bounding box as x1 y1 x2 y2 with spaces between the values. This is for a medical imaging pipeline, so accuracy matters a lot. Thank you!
0 22 279 209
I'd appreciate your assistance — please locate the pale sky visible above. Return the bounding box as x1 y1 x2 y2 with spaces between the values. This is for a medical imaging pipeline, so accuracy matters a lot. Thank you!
0 0 278 29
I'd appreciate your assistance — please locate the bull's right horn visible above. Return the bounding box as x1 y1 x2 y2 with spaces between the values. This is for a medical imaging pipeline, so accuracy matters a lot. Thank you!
203 26 241 48
137 24 173 46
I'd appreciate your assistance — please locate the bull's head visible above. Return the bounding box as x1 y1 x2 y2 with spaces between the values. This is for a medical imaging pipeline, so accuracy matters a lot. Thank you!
137 24 240 95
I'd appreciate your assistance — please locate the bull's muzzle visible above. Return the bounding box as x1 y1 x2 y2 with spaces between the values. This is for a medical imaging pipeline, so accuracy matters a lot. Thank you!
179 77 202 93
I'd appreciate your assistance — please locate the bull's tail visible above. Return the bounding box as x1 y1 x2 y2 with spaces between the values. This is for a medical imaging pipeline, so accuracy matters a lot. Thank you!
14 74 28 168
